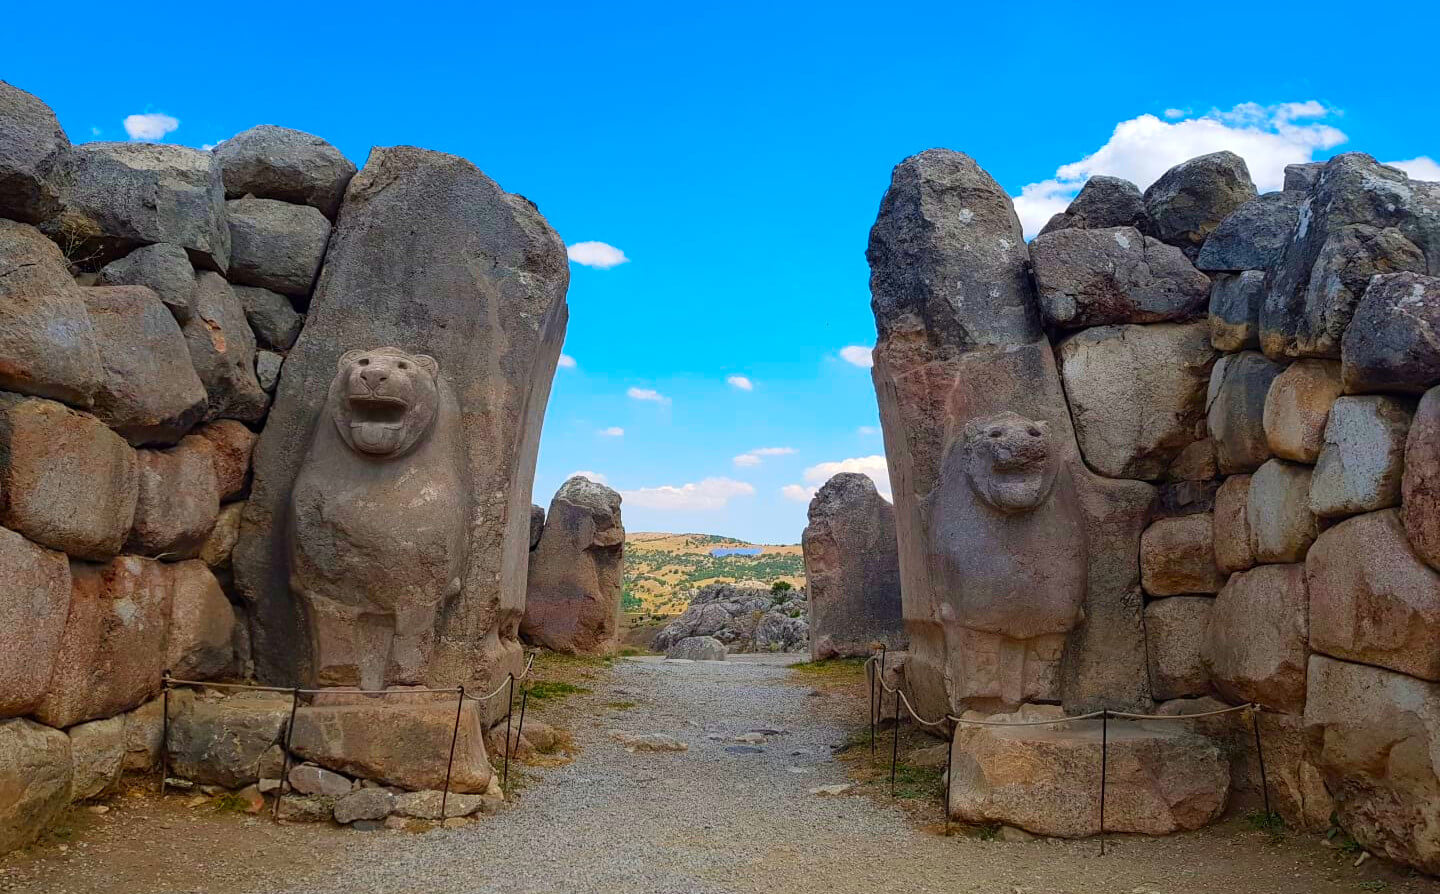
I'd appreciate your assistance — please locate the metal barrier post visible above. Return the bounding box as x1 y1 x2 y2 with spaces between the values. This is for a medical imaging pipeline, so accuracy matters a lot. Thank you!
441 686 464 820
1250 705 1272 818
868 658 877 758
158 670 171 795
889 684 901 796
502 674 516 796
943 720 953 836
514 685 530 764
1099 710 1109 856
272 687 300 822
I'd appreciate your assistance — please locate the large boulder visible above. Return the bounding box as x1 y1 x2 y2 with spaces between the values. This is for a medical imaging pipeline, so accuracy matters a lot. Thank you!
0 527 70 717
234 146 569 699
1195 191 1304 273
45 142 230 272
1056 321 1214 480
67 715 125 801
1261 154 1439 361
1037 175 1147 236
1207 351 1284 474
288 699 493 793
224 197 330 297
802 472 904 659
166 560 237 680
1143 151 1258 260
0 718 71 852
1247 459 1318 564
666 635 726 661
33 556 171 728
1030 227 1211 329
1284 163 1324 192
127 434 221 560
1207 270 1265 352
0 219 104 407
213 125 356 220
182 272 269 423
1308 509 1440 681
1304 655 1440 874
165 692 290 788
650 582 808 654
1140 514 1224 596
234 285 303 351
0 393 138 560
98 243 196 322
0 80 68 224
1262 358 1343 463
948 718 1229 837
80 284 208 445
521 476 625 655
1403 386 1440 571
1202 563 1309 714
1145 596 1214 700
193 419 257 502
1309 396 1413 519
1212 474 1255 573
1342 272 1440 394
200 501 244 571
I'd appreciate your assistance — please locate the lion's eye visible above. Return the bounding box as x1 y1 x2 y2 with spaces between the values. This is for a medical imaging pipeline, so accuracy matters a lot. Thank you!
358 358 369 366
398 362 409 370
1027 427 1041 437
988 429 1003 439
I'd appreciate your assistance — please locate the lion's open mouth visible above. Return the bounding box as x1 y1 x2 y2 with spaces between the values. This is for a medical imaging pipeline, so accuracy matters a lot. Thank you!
347 394 409 426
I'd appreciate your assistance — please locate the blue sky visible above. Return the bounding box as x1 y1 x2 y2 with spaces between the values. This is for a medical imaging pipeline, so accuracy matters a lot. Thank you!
8 1 1437 543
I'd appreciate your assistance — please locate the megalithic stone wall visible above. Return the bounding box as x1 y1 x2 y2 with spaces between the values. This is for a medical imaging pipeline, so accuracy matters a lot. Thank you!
233 147 569 702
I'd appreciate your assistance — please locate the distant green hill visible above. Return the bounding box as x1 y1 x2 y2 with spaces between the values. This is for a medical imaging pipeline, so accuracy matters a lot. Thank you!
623 532 805 615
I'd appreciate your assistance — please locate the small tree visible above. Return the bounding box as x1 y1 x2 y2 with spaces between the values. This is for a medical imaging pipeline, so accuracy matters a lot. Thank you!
770 580 792 593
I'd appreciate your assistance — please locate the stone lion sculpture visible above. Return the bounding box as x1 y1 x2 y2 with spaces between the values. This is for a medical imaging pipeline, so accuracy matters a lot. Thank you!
927 410 1087 710
289 347 469 690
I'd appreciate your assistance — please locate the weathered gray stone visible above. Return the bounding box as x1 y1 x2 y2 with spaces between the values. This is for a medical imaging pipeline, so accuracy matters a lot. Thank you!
1305 655 1440 873
0 219 104 407
288 699 492 793
183 272 269 423
1206 351 1284 474
334 788 394 824
1031 227 1211 329
1196 191 1304 272
225 197 330 298
1310 396 1413 519
1403 386 1440 571
234 285 302 352
1037 175 1147 236
1262 154 1439 361
1262 359 1343 463
128 435 221 560
1341 272 1440 394
1213 474 1255 574
666 636 726 660
46 142 230 272
67 715 125 801
166 693 290 788
802 473 904 660
1202 563 1308 713
0 393 138 560
1308 509 1440 680
1208 271 1265 351
948 719 1228 837
0 718 71 852
394 789 485 819
200 501 244 571
521 476 625 655
1057 321 1214 479
120 697 165 772
255 350 282 393
1143 151 1258 260
34 556 171 728
288 763 353 797
98 243 196 322
193 419 257 502
529 503 545 550
1247 459 1318 564
167 560 236 680
1145 596 1214 700
1283 163 1323 192
651 582 808 654
81 285 208 445
235 147 569 704
1166 437 1217 482
0 527 69 718
0 80 68 224
213 125 356 220
1141 514 1225 596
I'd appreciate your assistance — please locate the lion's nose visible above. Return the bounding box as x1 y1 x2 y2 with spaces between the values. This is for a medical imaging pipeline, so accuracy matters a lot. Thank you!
360 368 389 388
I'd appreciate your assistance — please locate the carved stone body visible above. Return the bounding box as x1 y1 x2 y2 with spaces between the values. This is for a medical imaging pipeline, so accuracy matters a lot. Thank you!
927 412 1087 710
289 348 468 689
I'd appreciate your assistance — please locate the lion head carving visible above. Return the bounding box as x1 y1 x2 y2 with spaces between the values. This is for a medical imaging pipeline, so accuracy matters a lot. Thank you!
962 411 1059 513
329 347 441 458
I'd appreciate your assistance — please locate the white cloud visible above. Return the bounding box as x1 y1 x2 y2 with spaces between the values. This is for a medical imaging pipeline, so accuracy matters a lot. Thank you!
733 453 762 467
621 477 755 511
568 470 608 484
857 425 881 436
90 126 103 137
1011 101 1348 238
598 426 624 437
557 354 577 369
1163 108 1187 120
123 113 179 141
566 241 629 269
783 454 891 501
1388 156 1440 182
839 345 873 368
732 446 796 468
727 374 754 391
627 386 669 404
781 484 815 503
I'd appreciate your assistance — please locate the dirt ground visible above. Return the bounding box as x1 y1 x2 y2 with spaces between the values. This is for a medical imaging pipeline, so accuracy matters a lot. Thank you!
3 653 1437 894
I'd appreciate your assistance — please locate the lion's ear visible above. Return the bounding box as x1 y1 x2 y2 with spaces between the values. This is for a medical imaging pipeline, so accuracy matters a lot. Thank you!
338 349 367 372
411 354 439 378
